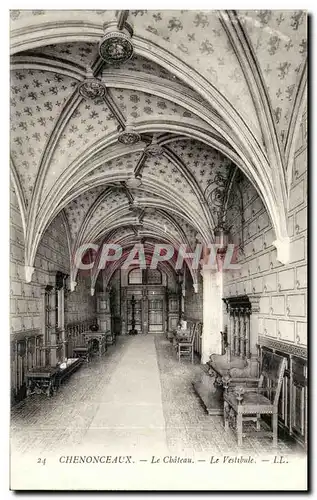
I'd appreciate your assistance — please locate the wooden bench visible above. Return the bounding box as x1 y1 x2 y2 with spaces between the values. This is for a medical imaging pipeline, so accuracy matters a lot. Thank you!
26 358 83 397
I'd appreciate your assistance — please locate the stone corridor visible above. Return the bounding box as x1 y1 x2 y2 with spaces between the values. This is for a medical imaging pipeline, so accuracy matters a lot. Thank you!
11 334 301 458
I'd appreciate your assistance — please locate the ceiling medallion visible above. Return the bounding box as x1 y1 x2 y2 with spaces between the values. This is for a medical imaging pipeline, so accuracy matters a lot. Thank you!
144 143 164 157
126 177 142 189
78 78 106 100
99 30 133 64
118 127 141 145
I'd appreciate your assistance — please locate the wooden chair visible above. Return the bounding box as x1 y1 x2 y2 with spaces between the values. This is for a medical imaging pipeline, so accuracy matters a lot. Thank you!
223 351 287 447
176 325 197 363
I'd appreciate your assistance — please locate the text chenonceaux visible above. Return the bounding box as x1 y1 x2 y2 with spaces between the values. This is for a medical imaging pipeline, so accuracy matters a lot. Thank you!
58 455 257 464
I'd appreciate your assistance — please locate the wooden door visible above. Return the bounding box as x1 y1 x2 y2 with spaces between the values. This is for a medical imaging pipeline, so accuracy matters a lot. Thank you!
148 299 163 332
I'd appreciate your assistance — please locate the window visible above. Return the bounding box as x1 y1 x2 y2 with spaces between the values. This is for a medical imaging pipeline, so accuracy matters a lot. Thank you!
128 268 143 284
147 269 162 284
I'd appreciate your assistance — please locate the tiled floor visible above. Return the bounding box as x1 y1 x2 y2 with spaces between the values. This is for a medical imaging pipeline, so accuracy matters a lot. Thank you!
11 333 303 457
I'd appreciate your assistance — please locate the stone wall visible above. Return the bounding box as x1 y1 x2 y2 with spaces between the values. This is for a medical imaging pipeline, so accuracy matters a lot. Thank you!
184 271 203 321
10 183 96 335
223 109 307 347
109 269 121 317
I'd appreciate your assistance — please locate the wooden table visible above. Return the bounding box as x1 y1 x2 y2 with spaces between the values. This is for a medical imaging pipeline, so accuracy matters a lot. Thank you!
26 358 83 397
105 331 116 345
26 366 59 397
83 331 107 356
73 346 91 363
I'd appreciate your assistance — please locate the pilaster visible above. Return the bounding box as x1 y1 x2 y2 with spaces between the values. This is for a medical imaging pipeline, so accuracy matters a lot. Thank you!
96 291 112 332
249 295 261 358
201 267 223 363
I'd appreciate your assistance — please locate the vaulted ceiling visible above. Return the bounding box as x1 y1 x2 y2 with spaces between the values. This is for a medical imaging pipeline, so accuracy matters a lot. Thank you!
10 9 307 285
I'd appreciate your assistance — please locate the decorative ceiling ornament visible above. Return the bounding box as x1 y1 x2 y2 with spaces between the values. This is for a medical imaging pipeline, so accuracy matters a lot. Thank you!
126 176 142 189
118 126 141 145
78 78 106 99
144 137 164 157
99 22 134 64
213 224 231 260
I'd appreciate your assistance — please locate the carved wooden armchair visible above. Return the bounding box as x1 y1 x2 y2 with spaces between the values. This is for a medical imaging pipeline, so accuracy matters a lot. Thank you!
176 325 197 363
173 320 194 346
223 351 287 447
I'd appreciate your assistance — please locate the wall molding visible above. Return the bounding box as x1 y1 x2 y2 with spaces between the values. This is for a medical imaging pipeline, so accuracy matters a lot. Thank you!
258 334 307 359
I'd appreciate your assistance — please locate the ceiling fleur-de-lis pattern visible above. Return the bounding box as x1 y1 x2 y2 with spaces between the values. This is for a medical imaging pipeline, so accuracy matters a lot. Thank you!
86 152 143 179
172 214 199 248
103 54 185 85
143 211 182 239
10 69 77 204
90 209 195 251
63 186 106 240
10 9 117 25
237 10 307 142
10 10 307 285
168 138 233 193
141 154 200 208
128 10 260 134
29 42 99 69
84 190 130 237
110 87 197 122
128 187 161 202
41 96 117 201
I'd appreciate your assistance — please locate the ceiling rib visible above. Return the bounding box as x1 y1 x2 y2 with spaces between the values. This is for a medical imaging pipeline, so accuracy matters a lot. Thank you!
117 10 130 31
103 88 126 129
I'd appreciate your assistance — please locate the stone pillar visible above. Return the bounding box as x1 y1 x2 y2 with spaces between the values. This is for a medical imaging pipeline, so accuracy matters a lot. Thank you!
201 267 223 364
57 288 66 360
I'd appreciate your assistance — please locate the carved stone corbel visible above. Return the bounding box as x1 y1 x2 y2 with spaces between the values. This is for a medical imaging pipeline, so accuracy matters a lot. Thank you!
273 236 290 265
70 280 77 292
25 265 34 283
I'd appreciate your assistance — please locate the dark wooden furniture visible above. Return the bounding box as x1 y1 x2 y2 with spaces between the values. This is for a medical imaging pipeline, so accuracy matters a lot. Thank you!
83 331 107 356
257 336 307 449
193 322 203 359
166 292 180 340
224 351 287 447
26 358 83 397
121 283 167 335
175 326 197 363
128 295 138 335
73 346 91 363
65 320 97 358
57 358 83 385
193 295 260 416
26 366 59 397
11 331 44 404
105 331 116 345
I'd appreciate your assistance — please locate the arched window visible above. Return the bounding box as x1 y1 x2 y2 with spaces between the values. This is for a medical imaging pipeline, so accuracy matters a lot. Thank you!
147 269 162 284
128 268 143 284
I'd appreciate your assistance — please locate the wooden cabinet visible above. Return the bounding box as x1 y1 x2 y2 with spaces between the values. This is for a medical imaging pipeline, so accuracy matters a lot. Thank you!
167 293 180 334
258 336 307 448
96 292 111 331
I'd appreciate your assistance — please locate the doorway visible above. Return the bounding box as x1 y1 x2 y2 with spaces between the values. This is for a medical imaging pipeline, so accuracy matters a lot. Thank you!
148 299 164 332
